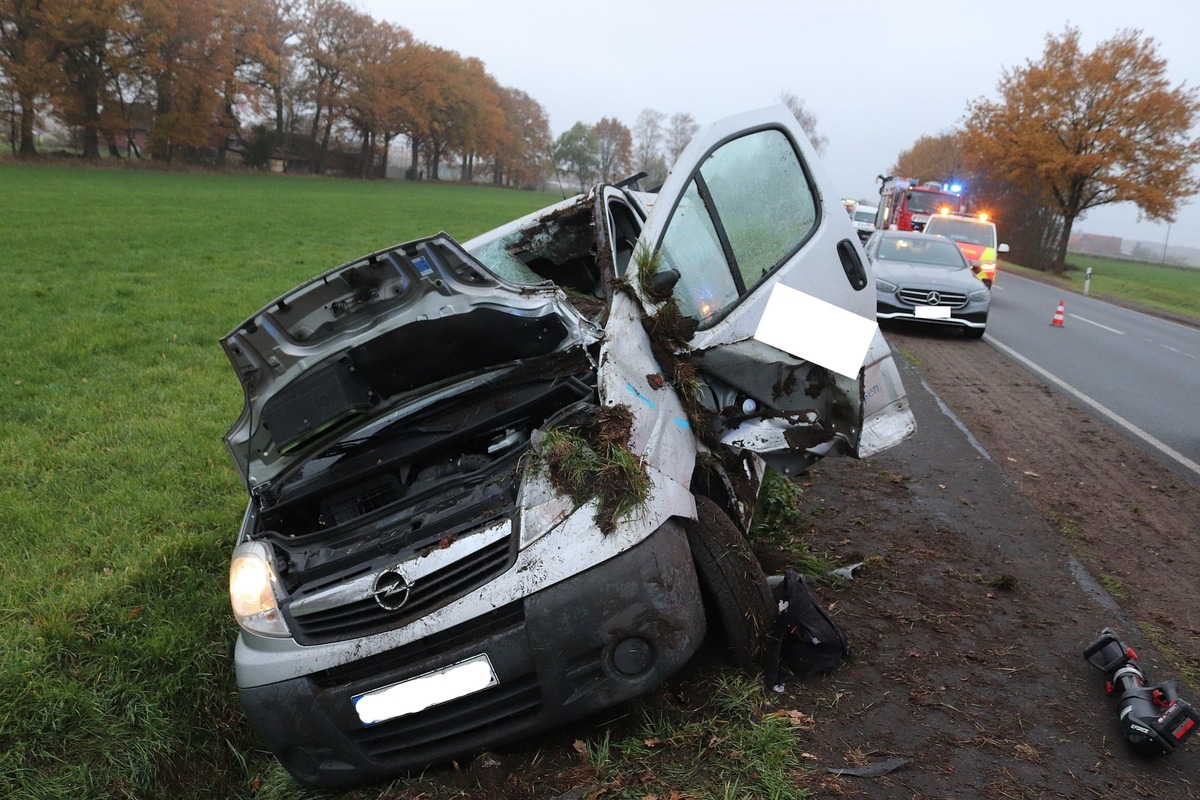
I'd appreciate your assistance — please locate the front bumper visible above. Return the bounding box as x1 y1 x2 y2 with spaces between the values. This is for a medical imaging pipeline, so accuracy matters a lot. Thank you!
238 520 705 788
876 295 988 331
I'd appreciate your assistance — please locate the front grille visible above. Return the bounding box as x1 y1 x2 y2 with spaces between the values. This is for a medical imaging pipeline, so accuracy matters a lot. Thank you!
344 673 542 761
310 602 525 688
288 535 515 644
898 288 968 308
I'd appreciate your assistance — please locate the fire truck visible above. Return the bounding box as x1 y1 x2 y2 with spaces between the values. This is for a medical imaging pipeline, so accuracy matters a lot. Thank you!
875 177 965 233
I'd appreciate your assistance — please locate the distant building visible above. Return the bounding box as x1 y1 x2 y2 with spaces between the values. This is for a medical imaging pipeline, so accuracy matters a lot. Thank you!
1068 232 1123 257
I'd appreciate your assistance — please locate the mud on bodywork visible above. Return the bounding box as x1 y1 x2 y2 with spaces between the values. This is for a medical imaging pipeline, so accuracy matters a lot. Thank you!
534 403 650 535
223 106 916 790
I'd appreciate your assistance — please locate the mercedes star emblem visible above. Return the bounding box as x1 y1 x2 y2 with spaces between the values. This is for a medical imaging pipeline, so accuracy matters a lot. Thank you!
925 291 941 305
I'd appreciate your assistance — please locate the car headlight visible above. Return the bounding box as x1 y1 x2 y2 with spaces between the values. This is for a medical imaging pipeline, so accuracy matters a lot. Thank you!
968 288 990 302
875 278 898 293
229 541 289 637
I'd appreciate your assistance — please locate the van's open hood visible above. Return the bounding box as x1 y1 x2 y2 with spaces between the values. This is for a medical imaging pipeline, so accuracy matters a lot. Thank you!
221 233 597 489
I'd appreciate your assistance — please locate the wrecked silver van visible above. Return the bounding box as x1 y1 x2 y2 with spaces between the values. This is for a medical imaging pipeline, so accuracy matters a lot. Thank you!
221 106 915 787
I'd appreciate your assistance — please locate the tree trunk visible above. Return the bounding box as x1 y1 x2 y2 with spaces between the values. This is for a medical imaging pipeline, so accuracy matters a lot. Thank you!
216 86 237 167
273 85 285 145
379 133 392 179
308 92 322 147
359 129 371 179
408 136 420 179
315 113 333 174
152 76 173 161
18 92 37 156
81 88 102 159
1053 214 1076 274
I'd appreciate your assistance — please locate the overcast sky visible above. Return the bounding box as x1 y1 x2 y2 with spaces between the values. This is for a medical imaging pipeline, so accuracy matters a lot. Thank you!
359 0 1200 252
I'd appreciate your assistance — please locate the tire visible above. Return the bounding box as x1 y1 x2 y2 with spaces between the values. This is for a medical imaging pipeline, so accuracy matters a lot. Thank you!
682 496 776 668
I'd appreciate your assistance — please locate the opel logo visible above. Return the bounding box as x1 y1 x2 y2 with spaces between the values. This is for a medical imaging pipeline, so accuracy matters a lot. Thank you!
372 569 411 611
925 291 941 305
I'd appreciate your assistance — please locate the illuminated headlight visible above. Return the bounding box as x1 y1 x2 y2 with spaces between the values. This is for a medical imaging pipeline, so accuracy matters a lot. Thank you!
229 540 289 637
876 278 898 293
968 288 990 302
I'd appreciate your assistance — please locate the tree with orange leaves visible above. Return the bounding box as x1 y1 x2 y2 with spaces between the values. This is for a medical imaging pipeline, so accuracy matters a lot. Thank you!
893 132 964 187
294 0 371 173
0 0 56 155
135 0 243 163
491 86 551 188
41 0 139 158
343 19 414 178
964 26 1200 272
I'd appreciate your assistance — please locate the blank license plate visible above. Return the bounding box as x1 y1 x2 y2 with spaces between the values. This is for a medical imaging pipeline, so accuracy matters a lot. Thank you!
352 654 498 726
913 305 952 319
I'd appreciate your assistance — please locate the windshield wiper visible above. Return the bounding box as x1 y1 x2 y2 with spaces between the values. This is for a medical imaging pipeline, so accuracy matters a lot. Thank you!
317 423 457 457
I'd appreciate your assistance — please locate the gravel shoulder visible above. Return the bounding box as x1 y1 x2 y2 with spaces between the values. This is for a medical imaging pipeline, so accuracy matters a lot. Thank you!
783 324 1200 798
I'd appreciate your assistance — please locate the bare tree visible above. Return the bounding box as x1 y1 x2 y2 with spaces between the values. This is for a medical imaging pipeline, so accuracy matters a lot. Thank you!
632 108 662 169
593 115 631 183
664 110 698 165
779 90 826 154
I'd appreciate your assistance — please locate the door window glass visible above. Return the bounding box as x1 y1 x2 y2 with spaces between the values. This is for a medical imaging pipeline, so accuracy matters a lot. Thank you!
656 128 818 325
701 129 817 289
657 181 739 321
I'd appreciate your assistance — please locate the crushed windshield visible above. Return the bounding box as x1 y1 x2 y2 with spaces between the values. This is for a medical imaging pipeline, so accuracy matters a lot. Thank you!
471 235 548 285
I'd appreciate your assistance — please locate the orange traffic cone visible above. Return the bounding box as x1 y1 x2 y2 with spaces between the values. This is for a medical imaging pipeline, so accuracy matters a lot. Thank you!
1050 299 1065 327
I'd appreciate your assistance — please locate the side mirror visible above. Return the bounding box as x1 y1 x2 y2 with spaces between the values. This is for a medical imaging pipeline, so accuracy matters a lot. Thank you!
998 243 1010 253
645 268 681 302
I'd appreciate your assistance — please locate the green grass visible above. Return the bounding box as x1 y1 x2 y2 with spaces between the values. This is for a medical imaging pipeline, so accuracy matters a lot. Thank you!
568 672 810 800
750 469 829 577
1000 254 1200 321
0 163 560 798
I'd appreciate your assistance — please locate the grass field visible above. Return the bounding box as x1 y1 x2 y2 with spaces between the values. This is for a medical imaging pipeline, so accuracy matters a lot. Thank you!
0 164 562 798
1002 252 1200 321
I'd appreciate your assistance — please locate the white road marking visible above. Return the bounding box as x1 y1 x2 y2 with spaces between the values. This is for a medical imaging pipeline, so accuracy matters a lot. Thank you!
1067 314 1124 335
984 335 1200 479
1160 343 1200 360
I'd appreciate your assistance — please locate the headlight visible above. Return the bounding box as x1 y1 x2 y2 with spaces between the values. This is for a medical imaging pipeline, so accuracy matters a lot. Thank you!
876 278 898 293
968 288 990 302
229 541 289 637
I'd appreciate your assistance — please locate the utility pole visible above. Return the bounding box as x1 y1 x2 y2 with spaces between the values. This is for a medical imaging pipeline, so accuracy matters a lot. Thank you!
1161 223 1172 265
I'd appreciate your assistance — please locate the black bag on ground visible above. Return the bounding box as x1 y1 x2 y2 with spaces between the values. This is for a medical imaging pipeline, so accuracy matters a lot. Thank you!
764 567 848 688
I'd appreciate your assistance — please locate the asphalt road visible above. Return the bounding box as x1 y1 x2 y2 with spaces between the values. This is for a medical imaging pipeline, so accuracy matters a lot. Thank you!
985 271 1200 474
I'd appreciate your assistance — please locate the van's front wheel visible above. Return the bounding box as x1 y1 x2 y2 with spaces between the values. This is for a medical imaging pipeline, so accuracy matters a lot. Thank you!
683 496 776 668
